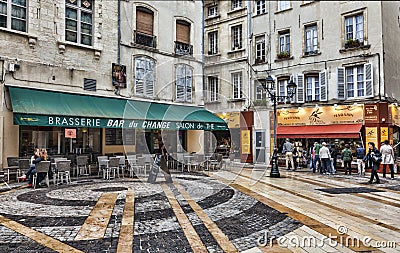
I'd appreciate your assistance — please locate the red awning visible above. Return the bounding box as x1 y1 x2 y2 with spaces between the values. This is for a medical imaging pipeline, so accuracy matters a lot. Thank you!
277 124 362 139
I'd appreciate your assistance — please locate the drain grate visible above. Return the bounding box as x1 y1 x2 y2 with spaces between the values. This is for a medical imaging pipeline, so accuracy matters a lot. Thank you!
317 187 384 194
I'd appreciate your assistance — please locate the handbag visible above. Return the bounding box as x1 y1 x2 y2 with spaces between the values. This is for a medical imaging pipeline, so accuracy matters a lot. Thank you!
372 155 382 163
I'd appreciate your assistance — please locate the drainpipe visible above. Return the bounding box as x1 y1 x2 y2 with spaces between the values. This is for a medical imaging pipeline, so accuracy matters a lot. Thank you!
117 0 121 64
377 52 381 101
247 0 252 109
202 0 206 101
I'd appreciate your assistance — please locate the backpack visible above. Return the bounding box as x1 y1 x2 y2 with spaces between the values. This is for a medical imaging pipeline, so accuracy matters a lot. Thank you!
342 148 352 162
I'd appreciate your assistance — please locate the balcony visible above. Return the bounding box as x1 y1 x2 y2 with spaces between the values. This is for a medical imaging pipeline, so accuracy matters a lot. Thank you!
175 41 193 56
134 31 157 48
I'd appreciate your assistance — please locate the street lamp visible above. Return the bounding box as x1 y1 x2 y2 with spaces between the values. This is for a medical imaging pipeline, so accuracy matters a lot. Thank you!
262 76 297 178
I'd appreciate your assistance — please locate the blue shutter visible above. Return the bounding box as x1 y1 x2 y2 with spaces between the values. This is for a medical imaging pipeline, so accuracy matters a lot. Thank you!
296 74 305 103
319 70 327 101
364 63 373 97
337 67 346 100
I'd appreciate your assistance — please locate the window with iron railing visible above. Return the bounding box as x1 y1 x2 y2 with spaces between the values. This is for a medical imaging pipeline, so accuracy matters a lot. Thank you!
134 30 157 48
175 41 193 56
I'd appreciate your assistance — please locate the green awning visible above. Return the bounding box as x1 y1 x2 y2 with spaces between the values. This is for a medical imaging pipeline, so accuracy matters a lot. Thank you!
8 86 228 131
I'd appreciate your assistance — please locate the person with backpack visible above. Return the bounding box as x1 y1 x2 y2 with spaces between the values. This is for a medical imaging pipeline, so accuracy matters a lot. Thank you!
342 144 353 175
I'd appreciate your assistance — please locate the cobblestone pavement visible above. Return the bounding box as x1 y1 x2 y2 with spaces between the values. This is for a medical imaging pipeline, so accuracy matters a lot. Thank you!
0 172 302 253
1 167 399 253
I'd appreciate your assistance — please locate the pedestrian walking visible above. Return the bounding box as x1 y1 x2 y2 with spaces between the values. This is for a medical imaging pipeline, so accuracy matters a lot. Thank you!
282 138 295 171
355 143 366 176
342 144 353 175
365 142 381 184
319 142 332 174
380 140 395 179
312 142 322 173
329 144 338 174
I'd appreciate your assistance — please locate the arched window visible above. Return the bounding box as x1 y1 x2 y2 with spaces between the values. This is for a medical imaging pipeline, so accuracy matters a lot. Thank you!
135 7 156 47
134 56 155 97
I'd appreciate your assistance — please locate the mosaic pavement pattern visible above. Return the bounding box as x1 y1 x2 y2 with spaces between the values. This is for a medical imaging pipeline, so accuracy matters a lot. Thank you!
0 173 302 252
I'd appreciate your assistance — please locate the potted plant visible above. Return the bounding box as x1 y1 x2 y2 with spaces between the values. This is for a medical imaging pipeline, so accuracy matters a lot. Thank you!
345 38 360 49
277 51 290 59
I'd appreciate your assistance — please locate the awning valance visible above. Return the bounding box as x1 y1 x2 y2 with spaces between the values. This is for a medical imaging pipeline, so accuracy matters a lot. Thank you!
8 86 228 131
277 124 362 139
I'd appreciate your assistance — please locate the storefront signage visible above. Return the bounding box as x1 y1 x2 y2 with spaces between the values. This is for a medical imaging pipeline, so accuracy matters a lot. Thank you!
380 127 388 142
65 128 76 138
277 105 364 126
364 104 379 123
241 130 251 154
365 127 378 148
216 112 240 128
13 114 228 131
391 104 400 126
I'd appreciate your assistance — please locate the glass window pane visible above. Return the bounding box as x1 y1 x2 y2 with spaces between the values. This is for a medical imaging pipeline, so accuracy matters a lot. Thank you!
12 0 26 6
81 23 92 34
0 2 7 15
81 34 92 45
66 19 77 31
66 30 77 42
81 12 92 24
0 15 6 28
66 8 77 20
11 5 26 19
11 18 25 31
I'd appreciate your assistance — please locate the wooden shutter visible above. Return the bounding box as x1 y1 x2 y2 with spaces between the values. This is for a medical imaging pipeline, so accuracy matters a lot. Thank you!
136 9 153 35
364 63 373 97
337 67 346 100
319 70 327 101
176 65 185 101
176 22 190 43
296 74 305 103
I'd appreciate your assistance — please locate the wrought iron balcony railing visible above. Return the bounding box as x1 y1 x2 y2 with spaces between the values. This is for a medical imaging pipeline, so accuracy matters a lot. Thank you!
134 31 157 48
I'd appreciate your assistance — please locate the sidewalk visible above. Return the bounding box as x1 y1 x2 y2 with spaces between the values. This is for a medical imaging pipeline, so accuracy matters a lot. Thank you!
0 166 399 252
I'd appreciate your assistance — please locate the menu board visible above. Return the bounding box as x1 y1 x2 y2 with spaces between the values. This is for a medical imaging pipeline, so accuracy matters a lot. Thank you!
106 129 135 145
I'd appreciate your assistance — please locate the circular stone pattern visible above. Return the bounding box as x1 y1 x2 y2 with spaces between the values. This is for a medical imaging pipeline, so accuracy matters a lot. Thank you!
92 187 129 192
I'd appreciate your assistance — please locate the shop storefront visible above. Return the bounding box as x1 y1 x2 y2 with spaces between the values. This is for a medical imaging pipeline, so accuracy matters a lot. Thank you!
5 86 228 160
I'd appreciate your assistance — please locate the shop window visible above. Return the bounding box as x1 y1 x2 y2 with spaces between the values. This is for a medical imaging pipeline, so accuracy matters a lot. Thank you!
176 64 192 102
134 56 155 97
337 63 373 100
65 0 93 46
0 0 27 32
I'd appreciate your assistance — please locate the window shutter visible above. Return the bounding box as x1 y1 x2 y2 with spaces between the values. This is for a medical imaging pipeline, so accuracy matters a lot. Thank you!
145 60 154 97
289 75 295 103
319 70 327 101
186 68 192 102
136 9 154 35
296 74 305 103
364 63 373 97
176 65 185 101
134 59 144 95
337 67 346 100
176 22 190 43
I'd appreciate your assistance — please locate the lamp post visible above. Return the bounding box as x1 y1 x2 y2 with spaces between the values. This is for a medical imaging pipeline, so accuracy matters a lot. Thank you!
262 76 297 178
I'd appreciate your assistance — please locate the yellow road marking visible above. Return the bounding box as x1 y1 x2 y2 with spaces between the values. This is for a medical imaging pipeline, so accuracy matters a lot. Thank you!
117 189 135 253
173 182 239 253
0 215 83 253
160 184 208 253
75 192 119 241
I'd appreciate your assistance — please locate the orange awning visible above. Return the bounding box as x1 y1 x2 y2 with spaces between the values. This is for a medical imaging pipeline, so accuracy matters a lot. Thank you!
277 124 362 139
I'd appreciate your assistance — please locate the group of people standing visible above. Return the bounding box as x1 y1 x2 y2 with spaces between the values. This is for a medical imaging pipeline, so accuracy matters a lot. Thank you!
282 139 396 184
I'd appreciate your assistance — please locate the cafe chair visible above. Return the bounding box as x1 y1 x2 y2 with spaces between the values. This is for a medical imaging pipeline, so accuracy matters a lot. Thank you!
97 156 108 178
32 161 51 189
56 160 71 184
17 159 30 182
105 157 119 180
76 156 90 177
0 169 11 189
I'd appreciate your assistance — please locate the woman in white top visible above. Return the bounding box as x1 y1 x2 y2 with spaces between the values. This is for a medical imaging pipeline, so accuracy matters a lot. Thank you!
380 140 395 179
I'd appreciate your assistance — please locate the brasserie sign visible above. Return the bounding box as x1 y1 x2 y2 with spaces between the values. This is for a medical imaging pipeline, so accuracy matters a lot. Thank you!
14 114 227 131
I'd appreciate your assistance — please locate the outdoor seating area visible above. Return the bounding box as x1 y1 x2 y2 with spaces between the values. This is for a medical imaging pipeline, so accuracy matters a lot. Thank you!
1 151 230 188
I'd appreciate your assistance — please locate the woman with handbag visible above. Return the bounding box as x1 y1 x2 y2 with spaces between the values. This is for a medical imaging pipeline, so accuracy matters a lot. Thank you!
365 142 381 184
